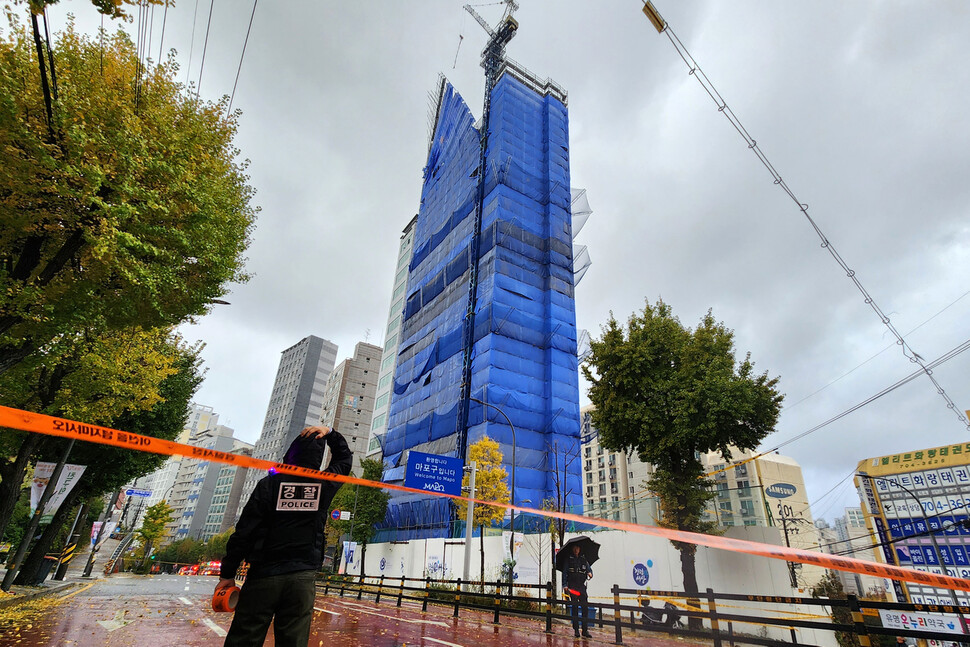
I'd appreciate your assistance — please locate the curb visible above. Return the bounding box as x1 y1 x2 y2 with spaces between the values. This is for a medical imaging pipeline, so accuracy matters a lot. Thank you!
0 582 80 610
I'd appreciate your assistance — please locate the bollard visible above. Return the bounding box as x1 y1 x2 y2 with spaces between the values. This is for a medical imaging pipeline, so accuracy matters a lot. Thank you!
339 575 345 598
494 579 502 624
357 574 364 600
397 576 404 608
422 576 431 612
454 578 462 618
545 580 553 634
612 584 623 644
324 575 330 596
728 621 735 647
376 574 385 604
707 588 722 647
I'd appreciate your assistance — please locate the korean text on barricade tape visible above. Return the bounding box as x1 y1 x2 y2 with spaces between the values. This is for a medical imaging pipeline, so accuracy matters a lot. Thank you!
3 404 970 593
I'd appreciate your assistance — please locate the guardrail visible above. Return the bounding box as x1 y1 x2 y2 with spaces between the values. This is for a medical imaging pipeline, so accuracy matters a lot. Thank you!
318 573 970 646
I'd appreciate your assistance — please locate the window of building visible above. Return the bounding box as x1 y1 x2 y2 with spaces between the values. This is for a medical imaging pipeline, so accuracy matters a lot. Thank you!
375 393 389 410
584 447 591 458
384 334 398 352
586 472 593 484
598 470 605 481
586 486 593 498
378 373 393 389
597 446 603 456
597 457 604 468
598 484 606 496
609 468 617 480
584 460 592 471
371 414 386 430
610 483 618 494
395 265 408 284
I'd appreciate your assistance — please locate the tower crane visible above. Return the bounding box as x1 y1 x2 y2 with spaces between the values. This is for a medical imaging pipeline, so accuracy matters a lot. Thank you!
454 1 519 462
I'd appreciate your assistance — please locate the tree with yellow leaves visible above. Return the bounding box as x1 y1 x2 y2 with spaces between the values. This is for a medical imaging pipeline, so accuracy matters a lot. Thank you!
456 435 509 583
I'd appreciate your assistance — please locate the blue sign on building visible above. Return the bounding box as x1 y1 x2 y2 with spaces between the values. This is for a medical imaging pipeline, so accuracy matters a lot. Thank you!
404 451 463 497
125 488 152 498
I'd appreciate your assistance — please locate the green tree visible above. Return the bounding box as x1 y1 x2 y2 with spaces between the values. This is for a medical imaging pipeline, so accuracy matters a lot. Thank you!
156 537 203 567
582 299 782 623
0 15 255 375
200 528 233 562
135 500 173 571
327 458 389 577
455 435 509 583
811 570 861 647
10 341 203 584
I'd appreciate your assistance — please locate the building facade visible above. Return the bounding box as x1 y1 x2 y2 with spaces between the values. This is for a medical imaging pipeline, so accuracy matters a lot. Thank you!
203 446 253 540
380 61 583 539
320 341 383 475
236 335 338 522
856 442 970 606
127 402 220 530
580 406 656 524
367 215 418 460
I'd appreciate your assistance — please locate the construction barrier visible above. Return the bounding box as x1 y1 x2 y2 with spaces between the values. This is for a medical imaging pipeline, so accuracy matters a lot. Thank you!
3 404 970 593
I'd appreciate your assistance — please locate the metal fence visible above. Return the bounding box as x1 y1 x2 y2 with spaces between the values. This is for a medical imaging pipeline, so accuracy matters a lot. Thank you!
318 573 970 646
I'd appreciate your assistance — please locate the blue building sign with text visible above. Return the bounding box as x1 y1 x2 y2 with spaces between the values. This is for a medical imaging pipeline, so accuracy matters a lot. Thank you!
405 451 463 497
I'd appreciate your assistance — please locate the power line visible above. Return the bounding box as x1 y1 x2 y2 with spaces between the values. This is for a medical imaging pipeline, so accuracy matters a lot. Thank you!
228 0 258 114
185 0 201 86
196 0 216 100
643 3 969 431
783 290 970 413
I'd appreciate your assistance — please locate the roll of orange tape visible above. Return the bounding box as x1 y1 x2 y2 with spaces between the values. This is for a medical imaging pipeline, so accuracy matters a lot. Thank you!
212 585 240 612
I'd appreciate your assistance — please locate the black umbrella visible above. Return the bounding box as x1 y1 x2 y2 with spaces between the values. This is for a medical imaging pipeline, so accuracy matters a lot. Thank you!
555 536 601 572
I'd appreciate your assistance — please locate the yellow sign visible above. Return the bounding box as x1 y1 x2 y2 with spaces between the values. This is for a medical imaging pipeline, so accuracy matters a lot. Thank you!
858 442 970 476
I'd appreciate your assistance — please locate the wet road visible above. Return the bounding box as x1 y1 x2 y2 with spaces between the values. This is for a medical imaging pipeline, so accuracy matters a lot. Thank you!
1 574 708 646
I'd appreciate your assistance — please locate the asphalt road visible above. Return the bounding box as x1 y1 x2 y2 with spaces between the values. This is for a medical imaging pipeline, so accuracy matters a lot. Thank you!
0 574 703 646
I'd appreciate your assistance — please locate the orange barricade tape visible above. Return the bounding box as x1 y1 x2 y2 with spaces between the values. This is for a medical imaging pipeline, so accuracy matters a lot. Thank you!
3 404 970 593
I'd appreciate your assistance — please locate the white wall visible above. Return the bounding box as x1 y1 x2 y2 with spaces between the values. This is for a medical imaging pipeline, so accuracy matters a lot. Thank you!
347 527 838 647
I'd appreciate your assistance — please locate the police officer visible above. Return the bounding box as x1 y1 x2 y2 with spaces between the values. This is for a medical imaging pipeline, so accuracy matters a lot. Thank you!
563 543 593 638
216 425 352 647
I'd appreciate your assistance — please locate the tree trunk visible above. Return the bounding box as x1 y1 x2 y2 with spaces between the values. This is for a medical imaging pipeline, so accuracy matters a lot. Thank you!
678 545 702 630
0 433 43 543
14 484 82 585
359 542 366 579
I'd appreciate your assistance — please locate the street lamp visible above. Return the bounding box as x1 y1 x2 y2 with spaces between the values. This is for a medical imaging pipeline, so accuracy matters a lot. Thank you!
468 397 517 569
856 472 964 611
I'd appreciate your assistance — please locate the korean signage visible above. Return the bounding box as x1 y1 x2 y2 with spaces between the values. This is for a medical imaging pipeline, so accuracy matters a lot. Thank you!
878 610 965 635
404 451 463 497
276 483 321 511
125 488 152 498
31 462 86 524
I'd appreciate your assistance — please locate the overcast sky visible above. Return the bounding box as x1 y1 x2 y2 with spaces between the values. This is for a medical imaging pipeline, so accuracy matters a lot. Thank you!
46 1 970 522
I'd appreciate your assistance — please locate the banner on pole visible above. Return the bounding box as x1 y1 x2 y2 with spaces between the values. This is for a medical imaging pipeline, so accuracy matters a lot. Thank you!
31 462 86 524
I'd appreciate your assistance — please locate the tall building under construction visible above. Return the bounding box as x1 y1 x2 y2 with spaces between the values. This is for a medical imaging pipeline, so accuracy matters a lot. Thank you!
380 57 583 538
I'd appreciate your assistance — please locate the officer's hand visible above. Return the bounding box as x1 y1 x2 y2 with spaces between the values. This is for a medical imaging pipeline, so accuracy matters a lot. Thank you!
300 426 332 439
587 572 593 580
215 578 236 594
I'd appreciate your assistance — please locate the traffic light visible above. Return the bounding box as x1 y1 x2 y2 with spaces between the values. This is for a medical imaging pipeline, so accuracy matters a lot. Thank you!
150 554 156 560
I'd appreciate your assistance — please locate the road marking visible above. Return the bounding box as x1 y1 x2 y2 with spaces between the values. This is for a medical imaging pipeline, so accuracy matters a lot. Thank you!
424 638 464 647
179 596 193 605
97 610 133 632
331 601 448 627
58 582 95 601
202 618 227 637
313 607 342 616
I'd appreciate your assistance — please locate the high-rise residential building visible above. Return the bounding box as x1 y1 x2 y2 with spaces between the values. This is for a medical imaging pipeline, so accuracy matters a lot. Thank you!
236 335 338 522
367 215 418 460
127 402 220 530
821 507 883 596
580 407 656 524
855 443 970 606
702 448 824 589
380 59 583 540
202 445 253 540
167 424 247 542
320 342 383 475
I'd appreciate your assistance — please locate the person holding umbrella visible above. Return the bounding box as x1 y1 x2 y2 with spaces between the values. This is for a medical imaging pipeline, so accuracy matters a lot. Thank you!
555 536 599 638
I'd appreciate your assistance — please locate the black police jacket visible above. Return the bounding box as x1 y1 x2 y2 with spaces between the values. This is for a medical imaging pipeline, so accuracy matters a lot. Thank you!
220 429 352 580
563 554 592 591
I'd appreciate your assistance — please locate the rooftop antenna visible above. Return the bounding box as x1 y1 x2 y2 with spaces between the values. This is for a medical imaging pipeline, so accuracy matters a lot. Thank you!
454 1 519 463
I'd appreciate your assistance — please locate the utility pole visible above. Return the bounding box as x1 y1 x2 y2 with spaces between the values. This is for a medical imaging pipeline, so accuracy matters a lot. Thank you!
462 461 477 589
779 515 798 589
53 501 89 580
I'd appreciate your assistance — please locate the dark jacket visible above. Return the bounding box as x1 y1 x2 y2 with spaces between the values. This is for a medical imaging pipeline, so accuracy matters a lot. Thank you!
563 553 592 591
220 429 352 580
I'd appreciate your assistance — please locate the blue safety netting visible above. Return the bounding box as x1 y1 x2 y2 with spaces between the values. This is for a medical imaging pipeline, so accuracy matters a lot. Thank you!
379 69 583 540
